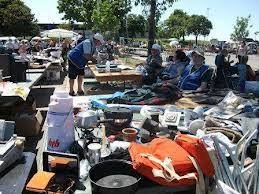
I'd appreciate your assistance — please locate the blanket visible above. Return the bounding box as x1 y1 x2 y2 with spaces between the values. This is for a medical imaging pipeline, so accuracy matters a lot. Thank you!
107 82 182 105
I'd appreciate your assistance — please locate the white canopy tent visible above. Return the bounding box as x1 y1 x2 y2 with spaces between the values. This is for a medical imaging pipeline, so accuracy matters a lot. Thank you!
41 29 78 39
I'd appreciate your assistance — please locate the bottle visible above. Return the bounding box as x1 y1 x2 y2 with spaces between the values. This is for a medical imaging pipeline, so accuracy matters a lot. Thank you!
105 61 110 72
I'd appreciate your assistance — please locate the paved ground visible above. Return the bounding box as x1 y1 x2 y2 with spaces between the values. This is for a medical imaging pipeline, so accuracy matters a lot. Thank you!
205 53 259 71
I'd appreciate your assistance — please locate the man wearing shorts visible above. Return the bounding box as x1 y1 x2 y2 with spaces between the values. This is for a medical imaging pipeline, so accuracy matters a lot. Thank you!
68 33 104 96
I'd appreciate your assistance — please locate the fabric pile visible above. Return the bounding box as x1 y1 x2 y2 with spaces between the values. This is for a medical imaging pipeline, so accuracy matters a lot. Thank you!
108 82 182 105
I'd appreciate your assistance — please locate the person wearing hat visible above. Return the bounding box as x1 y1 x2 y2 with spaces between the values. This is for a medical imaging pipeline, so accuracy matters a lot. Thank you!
140 43 163 84
214 48 234 88
67 33 104 96
179 49 212 92
158 49 189 85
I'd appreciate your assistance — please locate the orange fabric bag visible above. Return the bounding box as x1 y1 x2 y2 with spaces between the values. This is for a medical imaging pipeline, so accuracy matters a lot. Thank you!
175 134 215 177
129 138 197 187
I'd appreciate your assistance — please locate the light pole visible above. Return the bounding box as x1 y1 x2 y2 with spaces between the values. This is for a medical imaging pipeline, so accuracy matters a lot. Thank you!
207 8 210 19
255 31 259 41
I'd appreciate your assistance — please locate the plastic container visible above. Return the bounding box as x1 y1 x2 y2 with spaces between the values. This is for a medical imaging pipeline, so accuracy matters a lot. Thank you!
105 61 110 72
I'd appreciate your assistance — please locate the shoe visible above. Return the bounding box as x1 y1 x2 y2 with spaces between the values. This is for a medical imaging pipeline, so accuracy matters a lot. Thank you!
69 91 76 96
77 90 85 96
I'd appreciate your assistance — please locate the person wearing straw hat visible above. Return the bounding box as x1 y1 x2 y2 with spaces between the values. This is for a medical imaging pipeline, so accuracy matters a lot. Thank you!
179 48 212 92
67 33 104 96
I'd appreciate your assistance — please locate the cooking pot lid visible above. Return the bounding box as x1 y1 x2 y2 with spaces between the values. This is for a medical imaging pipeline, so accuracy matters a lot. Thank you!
105 107 132 114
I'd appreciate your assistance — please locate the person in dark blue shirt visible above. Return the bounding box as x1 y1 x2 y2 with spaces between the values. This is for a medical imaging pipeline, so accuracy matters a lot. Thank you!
67 33 104 96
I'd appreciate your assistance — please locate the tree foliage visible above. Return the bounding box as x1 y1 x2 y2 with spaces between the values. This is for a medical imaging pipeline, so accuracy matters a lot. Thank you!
187 15 212 45
92 0 120 33
57 0 96 28
0 0 39 36
127 14 147 38
135 0 178 53
165 9 189 41
57 0 131 34
231 15 252 41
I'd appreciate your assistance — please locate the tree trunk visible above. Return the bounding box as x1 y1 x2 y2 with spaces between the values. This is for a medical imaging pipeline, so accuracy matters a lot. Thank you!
195 35 198 45
148 0 156 55
182 33 185 42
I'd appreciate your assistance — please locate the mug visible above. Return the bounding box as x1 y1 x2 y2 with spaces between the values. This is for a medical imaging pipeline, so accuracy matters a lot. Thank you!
87 143 101 166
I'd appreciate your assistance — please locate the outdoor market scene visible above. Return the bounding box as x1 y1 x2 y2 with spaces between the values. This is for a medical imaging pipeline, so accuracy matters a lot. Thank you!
1 0 259 193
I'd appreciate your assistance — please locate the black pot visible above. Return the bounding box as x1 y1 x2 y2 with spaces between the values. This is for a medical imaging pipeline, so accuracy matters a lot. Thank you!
89 160 141 194
104 107 133 130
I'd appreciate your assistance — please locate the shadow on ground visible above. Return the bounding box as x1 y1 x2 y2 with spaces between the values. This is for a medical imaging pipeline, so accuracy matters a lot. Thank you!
37 71 67 86
30 87 55 108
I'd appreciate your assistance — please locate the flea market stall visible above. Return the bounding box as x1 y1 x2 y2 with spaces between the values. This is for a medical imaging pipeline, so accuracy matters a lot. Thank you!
32 87 259 194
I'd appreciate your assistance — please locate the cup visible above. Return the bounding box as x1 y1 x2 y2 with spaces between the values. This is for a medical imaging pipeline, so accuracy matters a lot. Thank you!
193 106 204 118
122 128 138 142
87 143 101 166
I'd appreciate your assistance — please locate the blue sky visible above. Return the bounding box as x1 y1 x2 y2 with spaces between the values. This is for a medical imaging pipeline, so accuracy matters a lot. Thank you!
22 0 259 41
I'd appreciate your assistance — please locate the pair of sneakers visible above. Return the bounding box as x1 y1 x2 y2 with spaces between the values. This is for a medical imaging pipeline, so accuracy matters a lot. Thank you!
69 90 85 96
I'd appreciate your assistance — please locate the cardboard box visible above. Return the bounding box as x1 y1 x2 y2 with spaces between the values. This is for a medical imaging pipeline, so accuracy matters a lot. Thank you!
15 110 43 137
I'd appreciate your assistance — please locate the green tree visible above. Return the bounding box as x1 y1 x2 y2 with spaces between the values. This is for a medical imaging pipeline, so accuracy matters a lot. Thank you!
57 0 96 29
127 14 147 38
57 0 131 34
157 23 170 38
231 15 252 41
187 15 212 45
92 0 120 34
165 9 189 41
135 0 178 54
0 0 39 37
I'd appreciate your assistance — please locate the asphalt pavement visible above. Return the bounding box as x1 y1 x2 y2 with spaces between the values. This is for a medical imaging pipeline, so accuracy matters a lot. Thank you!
205 53 259 71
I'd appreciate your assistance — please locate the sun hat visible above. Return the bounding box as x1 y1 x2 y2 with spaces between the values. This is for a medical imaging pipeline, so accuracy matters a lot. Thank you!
93 33 105 44
151 44 161 52
192 48 205 60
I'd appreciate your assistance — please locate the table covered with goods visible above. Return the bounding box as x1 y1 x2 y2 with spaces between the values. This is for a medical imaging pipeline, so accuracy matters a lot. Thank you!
27 89 259 194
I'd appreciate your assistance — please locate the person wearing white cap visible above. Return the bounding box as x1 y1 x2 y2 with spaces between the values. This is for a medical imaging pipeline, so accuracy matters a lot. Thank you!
67 33 104 96
179 48 213 92
139 43 163 84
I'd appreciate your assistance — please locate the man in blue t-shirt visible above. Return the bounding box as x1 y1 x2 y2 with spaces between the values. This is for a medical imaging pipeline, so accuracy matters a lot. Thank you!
68 33 104 96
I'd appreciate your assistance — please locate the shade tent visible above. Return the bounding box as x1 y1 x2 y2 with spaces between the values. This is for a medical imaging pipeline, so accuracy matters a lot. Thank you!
42 37 50 41
41 29 78 39
170 40 179 47
31 36 42 41
168 38 178 41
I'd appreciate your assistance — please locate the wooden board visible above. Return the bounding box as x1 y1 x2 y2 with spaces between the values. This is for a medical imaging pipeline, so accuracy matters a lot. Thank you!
88 65 142 83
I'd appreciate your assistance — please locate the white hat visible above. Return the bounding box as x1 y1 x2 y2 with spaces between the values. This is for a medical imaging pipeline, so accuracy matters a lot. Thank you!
151 44 161 52
192 48 205 60
93 33 105 44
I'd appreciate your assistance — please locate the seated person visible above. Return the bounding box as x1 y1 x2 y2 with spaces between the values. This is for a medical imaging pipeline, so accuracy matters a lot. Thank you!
159 49 189 84
31 40 42 53
214 48 234 88
18 40 29 55
137 44 163 85
234 55 256 91
179 49 212 92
